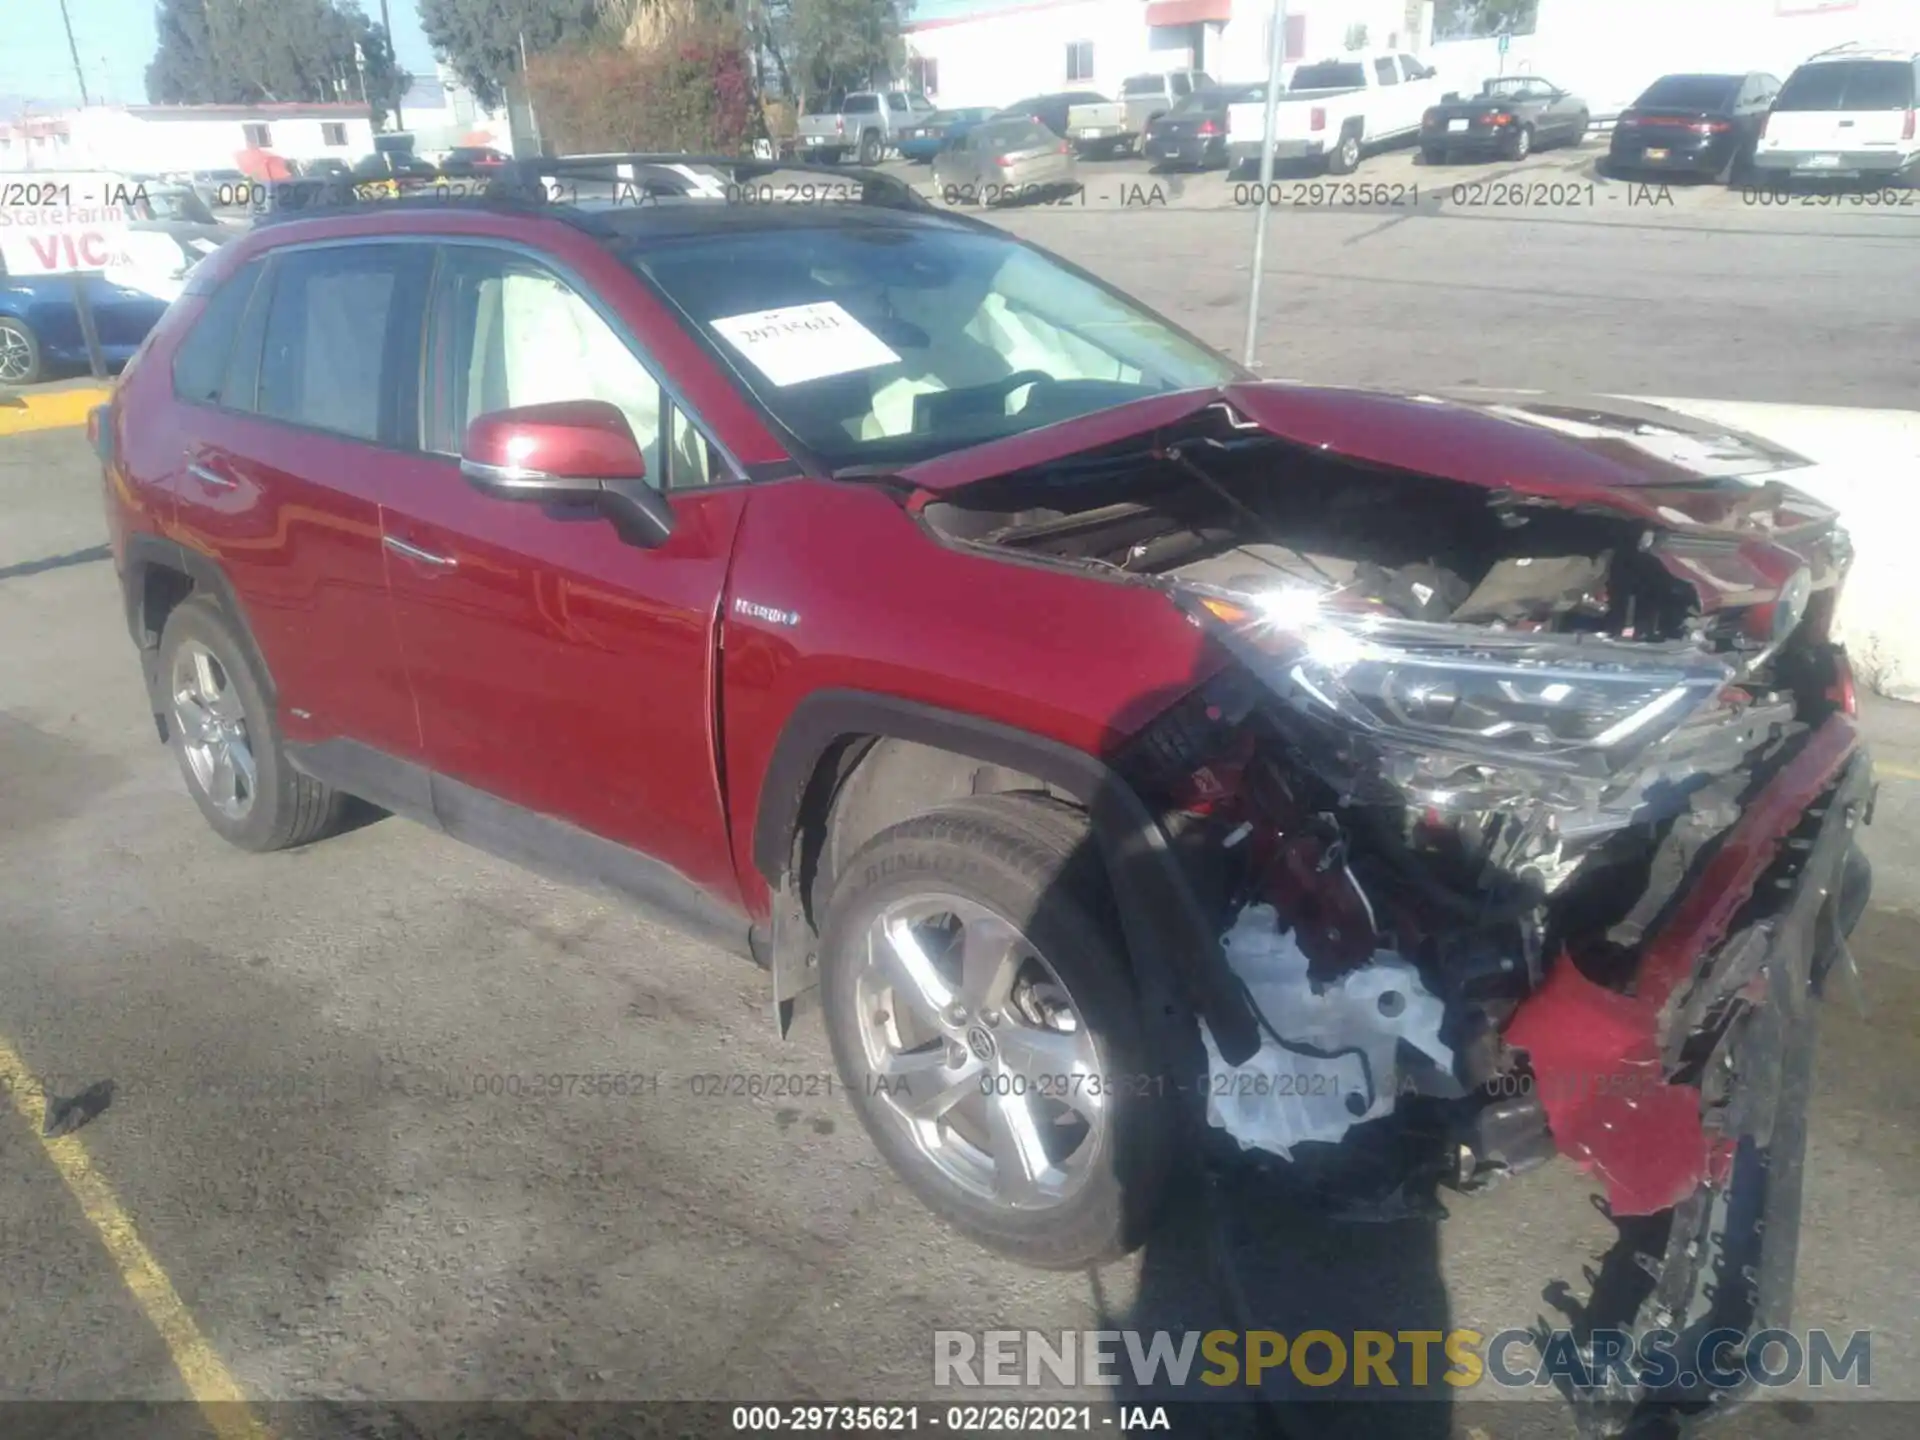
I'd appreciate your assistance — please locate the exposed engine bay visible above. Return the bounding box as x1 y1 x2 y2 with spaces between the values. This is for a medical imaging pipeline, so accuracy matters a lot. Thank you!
921 415 1864 1224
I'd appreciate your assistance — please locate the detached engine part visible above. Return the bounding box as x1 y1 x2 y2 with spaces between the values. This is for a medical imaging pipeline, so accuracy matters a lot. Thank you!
1200 903 1454 1160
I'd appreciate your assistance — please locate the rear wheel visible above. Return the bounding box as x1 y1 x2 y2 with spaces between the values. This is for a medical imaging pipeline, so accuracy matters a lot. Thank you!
1328 129 1364 175
1420 145 1446 166
818 796 1177 1269
858 129 882 165
1505 124 1534 161
1567 111 1589 147
159 598 349 852
0 316 42 385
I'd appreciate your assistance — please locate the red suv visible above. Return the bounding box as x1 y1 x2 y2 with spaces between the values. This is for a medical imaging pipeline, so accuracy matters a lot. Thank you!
94 164 1872 1348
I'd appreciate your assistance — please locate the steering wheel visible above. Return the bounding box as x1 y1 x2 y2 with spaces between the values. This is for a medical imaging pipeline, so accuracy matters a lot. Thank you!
912 369 1056 434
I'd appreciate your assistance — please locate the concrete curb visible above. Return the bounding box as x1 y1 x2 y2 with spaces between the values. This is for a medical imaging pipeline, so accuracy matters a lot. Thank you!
0 387 114 437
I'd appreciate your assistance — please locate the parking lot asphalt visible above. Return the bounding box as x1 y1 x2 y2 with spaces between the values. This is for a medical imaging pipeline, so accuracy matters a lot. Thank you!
2 169 1919 1440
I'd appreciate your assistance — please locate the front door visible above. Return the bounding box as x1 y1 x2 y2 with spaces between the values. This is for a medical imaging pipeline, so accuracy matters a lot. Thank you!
379 243 748 910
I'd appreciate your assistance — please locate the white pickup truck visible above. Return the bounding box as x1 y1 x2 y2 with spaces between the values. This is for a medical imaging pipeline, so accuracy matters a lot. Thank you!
1227 51 1445 175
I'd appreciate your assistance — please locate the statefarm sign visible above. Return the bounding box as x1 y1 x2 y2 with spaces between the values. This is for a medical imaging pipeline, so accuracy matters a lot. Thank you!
0 172 140 276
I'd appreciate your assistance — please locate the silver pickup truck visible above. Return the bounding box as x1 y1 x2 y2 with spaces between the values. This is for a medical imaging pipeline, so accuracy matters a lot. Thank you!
1065 70 1214 157
796 90 937 165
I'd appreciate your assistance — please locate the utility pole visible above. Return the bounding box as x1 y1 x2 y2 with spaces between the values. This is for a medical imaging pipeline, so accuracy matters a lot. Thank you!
1240 0 1288 367
379 0 405 131
58 0 92 106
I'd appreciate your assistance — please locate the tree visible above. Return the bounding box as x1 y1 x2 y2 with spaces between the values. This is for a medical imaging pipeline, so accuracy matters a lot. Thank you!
787 0 904 100
147 0 411 129
416 0 606 111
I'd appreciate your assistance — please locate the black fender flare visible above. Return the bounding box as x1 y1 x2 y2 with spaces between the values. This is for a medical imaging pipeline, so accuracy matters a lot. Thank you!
121 532 276 738
752 689 1260 1064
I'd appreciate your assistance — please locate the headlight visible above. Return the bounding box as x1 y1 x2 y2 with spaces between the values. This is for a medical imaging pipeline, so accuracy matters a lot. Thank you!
1183 584 1732 780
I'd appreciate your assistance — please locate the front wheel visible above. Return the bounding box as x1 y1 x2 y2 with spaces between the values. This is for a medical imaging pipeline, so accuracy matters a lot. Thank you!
0 316 42 385
1327 130 1363 175
819 796 1178 1269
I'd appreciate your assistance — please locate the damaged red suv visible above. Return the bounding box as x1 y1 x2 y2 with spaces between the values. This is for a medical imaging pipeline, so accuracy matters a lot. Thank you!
94 164 1873 1387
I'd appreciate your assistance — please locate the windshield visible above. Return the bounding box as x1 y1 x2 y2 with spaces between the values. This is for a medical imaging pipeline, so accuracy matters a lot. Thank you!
629 224 1237 469
1775 60 1914 110
1290 61 1367 90
1636 74 1742 109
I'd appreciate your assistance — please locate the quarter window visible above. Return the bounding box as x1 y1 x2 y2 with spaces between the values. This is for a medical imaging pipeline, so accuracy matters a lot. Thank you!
171 258 264 406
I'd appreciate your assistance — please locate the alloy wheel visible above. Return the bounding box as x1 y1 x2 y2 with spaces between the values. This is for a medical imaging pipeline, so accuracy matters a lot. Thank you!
852 892 1105 1211
170 640 258 820
0 324 33 383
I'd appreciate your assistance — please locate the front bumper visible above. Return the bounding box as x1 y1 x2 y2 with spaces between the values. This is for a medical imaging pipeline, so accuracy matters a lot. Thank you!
1507 717 1873 1412
1752 147 1917 179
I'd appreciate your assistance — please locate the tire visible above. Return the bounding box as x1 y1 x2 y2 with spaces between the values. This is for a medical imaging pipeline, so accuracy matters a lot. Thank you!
0 316 43 385
1420 145 1446 166
1567 112 1589 148
818 795 1177 1269
1328 129 1363 175
858 130 882 166
158 597 349 852
1506 124 1533 162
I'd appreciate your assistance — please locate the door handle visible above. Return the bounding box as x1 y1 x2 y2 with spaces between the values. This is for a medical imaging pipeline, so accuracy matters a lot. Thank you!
186 462 238 490
383 534 459 569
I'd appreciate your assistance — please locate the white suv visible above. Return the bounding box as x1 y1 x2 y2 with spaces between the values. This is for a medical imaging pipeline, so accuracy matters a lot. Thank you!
1753 44 1920 183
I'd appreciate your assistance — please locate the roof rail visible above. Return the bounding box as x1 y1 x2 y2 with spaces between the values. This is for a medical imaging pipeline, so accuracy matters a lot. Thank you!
251 152 935 226
1803 41 1904 59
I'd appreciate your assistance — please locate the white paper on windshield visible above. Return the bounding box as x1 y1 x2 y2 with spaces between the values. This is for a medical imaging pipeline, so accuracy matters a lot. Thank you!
710 302 899 387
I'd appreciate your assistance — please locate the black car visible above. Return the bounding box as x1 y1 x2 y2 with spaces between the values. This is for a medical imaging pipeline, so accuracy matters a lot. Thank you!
1420 75 1589 163
993 90 1109 140
1609 71 1781 182
1143 84 1263 170
438 145 513 178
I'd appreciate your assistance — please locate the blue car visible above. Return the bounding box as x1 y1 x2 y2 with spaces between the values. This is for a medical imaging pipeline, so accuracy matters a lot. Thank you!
895 106 1000 162
0 272 171 385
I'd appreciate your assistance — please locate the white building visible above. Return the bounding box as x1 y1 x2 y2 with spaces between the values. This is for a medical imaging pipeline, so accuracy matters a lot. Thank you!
0 103 375 175
905 0 1428 110
393 65 516 159
905 0 1920 119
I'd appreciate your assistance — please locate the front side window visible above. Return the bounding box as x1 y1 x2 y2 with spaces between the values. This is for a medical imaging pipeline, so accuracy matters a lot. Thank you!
424 248 713 488
257 245 426 442
630 224 1237 470
1292 62 1368 90
845 94 881 115
1374 59 1401 86
887 92 909 112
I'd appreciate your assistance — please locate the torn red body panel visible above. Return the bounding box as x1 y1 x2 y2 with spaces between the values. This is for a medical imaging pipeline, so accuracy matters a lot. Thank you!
1506 716 1861 1215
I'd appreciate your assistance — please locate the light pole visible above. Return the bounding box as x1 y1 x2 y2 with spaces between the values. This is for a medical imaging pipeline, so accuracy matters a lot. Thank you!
58 0 92 106
1240 0 1289 368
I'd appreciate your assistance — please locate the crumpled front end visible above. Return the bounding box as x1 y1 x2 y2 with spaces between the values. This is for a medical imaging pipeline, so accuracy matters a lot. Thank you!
918 394 1876 1410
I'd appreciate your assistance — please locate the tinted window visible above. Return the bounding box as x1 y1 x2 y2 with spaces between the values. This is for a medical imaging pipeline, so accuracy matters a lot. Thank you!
1291 62 1367 89
1374 59 1400 86
172 259 264 405
257 245 419 443
1775 60 1914 111
1123 76 1165 97
630 225 1237 470
424 248 693 487
1636 74 1742 109
887 93 909 112
845 94 880 114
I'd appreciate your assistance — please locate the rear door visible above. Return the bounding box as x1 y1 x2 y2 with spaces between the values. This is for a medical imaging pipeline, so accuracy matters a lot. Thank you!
166 241 430 769
378 241 749 908
1767 59 1916 156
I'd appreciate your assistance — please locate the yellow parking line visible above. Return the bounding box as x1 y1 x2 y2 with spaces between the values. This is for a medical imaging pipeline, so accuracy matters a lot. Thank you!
1879 761 1920 783
0 1034 272 1440
0 386 113 436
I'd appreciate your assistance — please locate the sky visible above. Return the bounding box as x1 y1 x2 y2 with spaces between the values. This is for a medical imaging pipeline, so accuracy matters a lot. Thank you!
0 0 440 113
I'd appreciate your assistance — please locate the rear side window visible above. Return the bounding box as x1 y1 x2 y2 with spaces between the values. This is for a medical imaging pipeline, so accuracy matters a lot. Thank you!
257 245 426 444
1292 62 1367 89
1775 60 1914 111
171 259 264 405
1123 76 1164 97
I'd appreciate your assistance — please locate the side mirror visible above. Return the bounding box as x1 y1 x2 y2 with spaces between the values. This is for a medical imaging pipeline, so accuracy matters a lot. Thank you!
461 399 675 549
